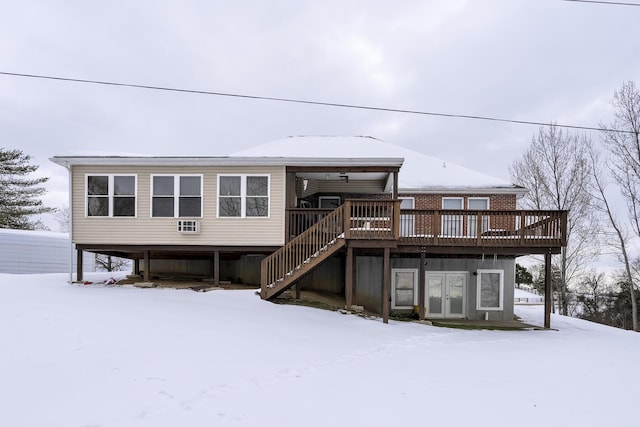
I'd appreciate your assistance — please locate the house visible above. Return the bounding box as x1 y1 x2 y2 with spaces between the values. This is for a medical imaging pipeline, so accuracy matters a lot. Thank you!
50 136 566 326
0 228 96 274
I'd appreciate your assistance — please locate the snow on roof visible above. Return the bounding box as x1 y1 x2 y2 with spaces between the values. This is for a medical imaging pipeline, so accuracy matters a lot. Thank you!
232 136 519 192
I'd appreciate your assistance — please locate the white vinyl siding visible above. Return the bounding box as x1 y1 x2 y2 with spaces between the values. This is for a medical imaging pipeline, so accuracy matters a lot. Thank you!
72 165 285 246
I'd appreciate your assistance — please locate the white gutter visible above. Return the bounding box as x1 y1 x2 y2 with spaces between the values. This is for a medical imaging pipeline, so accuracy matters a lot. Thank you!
63 161 73 284
50 155 404 168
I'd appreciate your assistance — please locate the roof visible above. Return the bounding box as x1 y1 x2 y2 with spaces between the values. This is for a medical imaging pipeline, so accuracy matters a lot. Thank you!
50 136 525 195
232 136 524 194
50 154 402 170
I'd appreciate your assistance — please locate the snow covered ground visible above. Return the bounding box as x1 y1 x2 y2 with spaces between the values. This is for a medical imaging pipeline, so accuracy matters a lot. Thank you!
1 273 638 427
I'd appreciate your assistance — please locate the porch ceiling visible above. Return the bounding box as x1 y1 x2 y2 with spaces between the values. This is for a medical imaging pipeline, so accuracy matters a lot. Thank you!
297 171 388 181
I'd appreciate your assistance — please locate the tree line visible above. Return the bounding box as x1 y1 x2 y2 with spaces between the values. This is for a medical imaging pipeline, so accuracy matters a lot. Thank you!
511 81 640 331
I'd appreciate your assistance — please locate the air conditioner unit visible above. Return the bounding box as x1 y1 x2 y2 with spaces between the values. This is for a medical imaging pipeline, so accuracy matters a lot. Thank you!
177 220 200 233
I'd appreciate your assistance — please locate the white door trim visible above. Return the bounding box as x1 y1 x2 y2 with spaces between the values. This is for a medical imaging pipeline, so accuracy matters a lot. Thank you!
425 271 467 319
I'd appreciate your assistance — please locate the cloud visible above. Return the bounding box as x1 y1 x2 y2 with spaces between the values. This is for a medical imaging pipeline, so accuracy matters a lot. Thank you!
0 0 639 224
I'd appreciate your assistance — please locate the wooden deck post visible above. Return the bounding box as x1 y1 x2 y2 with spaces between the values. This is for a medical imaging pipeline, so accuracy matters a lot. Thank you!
383 247 390 324
345 246 353 308
343 200 352 239
213 251 220 287
76 249 83 283
393 199 401 240
544 251 552 329
133 258 140 276
419 250 426 320
143 250 150 282
392 171 398 199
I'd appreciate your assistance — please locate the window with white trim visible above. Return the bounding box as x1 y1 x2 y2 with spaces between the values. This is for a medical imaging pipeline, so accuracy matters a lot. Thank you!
442 197 463 237
218 175 269 217
86 175 136 217
467 197 490 237
391 268 418 309
476 269 504 310
151 175 202 218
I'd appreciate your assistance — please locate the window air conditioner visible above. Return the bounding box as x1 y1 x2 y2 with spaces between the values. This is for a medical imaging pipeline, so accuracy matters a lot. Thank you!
177 220 199 233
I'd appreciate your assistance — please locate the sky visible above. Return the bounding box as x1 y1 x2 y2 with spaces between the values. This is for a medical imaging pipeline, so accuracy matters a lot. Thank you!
1 0 639 222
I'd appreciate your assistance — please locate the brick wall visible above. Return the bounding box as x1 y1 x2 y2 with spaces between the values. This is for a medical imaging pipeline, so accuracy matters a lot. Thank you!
401 193 517 210
307 192 517 210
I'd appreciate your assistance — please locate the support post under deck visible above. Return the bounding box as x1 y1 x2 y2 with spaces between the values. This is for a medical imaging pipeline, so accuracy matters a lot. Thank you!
419 250 426 320
345 246 354 308
143 250 150 282
76 249 83 283
544 251 552 329
382 247 390 324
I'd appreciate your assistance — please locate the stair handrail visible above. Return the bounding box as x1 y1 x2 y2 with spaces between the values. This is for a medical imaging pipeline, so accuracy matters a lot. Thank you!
261 204 345 296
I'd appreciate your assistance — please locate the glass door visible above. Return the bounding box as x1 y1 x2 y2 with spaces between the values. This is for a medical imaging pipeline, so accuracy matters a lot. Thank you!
399 197 415 237
441 198 463 237
425 272 466 319
467 198 489 237
426 273 444 317
445 273 466 317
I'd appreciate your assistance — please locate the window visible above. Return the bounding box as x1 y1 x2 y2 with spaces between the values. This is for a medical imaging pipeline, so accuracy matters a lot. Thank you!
467 197 489 237
441 197 463 237
318 196 341 209
399 197 415 237
391 268 418 309
218 175 269 218
477 269 504 310
151 175 202 218
86 175 136 217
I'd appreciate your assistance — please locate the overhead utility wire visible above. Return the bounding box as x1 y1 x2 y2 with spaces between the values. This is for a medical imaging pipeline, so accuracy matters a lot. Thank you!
560 0 640 6
0 71 635 135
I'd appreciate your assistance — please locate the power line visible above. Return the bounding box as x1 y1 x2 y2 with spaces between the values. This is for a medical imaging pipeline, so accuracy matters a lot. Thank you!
0 71 635 135
560 0 640 6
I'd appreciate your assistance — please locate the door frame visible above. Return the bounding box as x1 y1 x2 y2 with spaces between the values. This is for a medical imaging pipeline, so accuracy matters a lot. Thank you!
425 271 467 319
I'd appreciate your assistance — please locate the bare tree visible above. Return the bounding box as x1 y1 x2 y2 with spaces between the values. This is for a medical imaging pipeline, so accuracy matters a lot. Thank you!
599 81 640 331
96 254 130 272
586 143 637 330
510 125 597 315
55 205 130 273
55 205 71 233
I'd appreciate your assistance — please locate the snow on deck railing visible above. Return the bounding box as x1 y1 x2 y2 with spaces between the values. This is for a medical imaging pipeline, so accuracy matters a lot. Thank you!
287 208 567 248
397 209 567 247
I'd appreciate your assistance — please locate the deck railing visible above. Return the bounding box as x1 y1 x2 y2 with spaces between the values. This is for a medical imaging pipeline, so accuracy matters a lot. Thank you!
344 199 400 240
286 205 567 248
397 209 567 247
262 205 346 294
286 208 333 241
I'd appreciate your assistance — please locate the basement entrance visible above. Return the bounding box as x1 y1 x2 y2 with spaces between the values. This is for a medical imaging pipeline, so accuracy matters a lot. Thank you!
425 272 466 319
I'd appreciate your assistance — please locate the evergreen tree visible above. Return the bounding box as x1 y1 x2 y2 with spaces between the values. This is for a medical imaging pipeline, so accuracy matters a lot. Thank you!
515 263 533 286
0 148 56 230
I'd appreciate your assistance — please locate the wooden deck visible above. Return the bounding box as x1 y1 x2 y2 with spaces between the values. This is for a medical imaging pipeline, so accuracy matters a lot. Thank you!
261 201 567 300
286 202 568 251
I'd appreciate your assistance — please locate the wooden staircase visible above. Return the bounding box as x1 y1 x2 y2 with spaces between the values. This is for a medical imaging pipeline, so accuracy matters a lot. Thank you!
261 205 346 300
